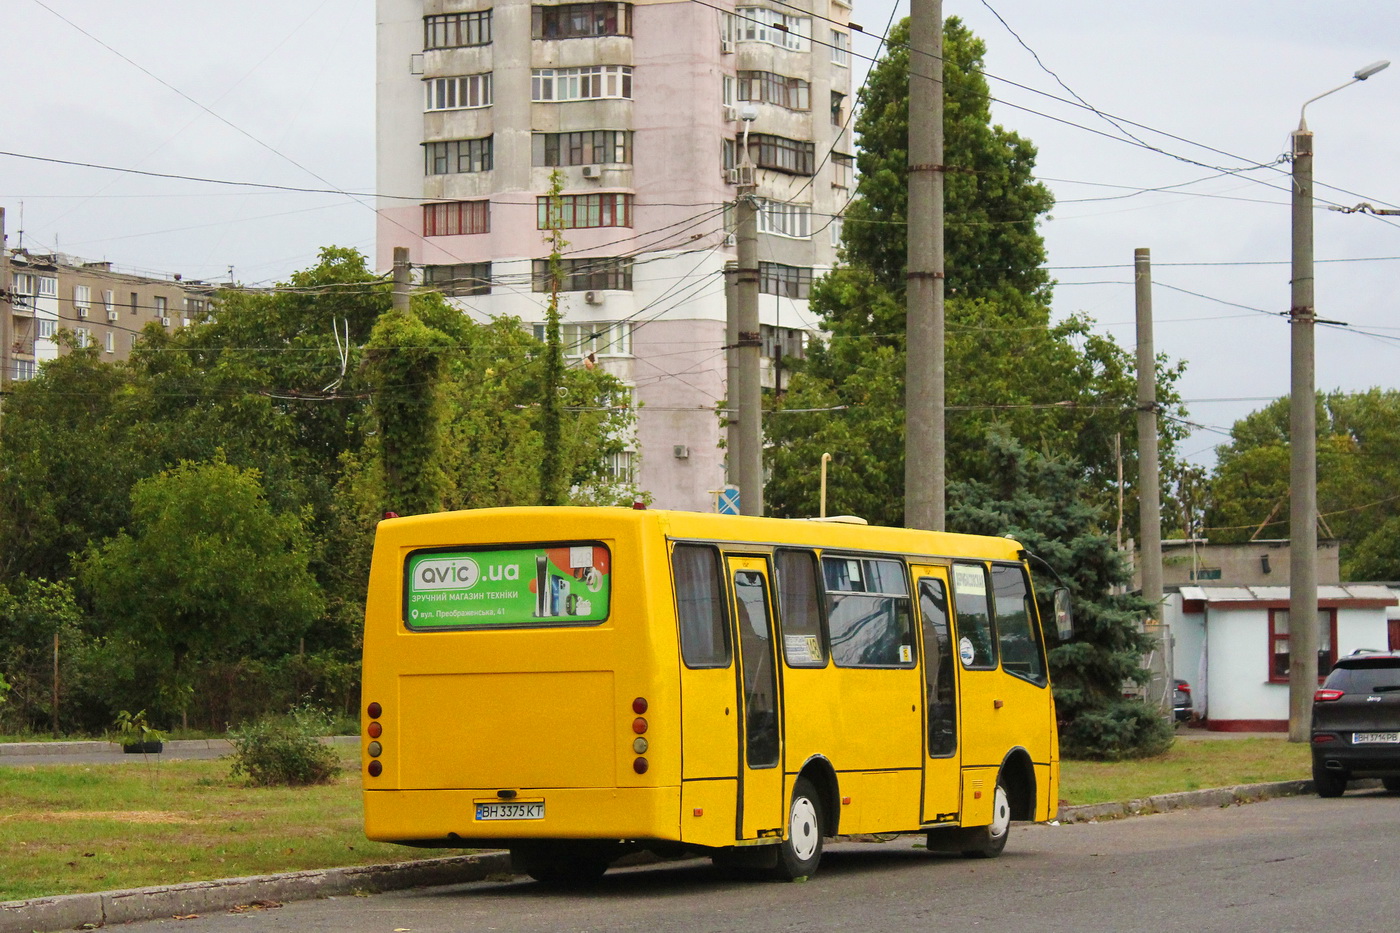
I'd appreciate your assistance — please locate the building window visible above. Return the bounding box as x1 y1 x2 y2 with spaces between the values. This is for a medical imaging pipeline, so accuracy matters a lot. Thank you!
102 290 115 311
424 11 492 49
830 29 850 66
832 152 853 189
37 319 56 339
154 296 168 317
1269 608 1338 683
532 65 632 101
761 324 807 361
759 262 812 299
756 199 811 238
423 200 491 236
424 73 493 111
423 262 493 296
537 193 633 229
531 257 633 292
532 3 632 39
740 133 816 176
39 276 57 297
604 450 635 482
73 285 91 313
532 321 633 358
105 332 115 353
737 71 809 111
129 291 139 313
74 327 91 348
185 297 211 316
13 273 37 296
734 8 810 51
722 138 737 171
13 359 36 381
830 215 844 247
831 90 846 126
424 136 494 174
532 130 632 166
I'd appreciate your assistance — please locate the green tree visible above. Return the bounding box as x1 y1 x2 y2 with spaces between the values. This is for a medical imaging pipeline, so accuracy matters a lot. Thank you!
765 17 1184 527
1207 389 1400 579
949 429 1173 759
77 458 324 724
0 577 87 733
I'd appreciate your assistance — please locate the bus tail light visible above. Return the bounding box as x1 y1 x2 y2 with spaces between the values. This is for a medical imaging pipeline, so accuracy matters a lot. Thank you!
632 717 648 734
366 701 384 778
633 757 649 774
633 697 648 714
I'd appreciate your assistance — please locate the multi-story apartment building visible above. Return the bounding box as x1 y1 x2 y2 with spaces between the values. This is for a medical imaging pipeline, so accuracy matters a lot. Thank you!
2 249 217 383
376 0 853 511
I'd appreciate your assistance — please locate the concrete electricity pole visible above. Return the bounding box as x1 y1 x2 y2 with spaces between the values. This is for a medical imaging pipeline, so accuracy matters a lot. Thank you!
732 108 763 516
904 0 945 531
1288 61 1389 743
1135 248 1168 715
1 207 12 400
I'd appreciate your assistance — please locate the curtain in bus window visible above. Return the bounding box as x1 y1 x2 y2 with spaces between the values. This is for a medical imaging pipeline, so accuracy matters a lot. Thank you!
672 545 729 667
733 570 779 766
991 564 1046 685
919 578 957 757
823 556 913 667
776 549 825 667
952 563 997 669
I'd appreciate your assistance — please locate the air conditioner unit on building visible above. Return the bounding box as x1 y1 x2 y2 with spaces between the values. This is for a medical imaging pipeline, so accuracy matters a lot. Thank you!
584 290 604 305
722 105 738 123
77 307 88 318
727 165 755 186
160 317 171 327
720 38 734 54
107 310 120 322
673 445 690 460
581 164 602 179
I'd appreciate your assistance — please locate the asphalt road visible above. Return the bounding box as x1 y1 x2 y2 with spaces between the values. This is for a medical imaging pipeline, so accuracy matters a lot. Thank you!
104 789 1400 933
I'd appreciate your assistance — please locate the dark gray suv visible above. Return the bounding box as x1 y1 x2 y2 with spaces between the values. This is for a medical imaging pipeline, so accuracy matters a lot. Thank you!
1312 651 1400 797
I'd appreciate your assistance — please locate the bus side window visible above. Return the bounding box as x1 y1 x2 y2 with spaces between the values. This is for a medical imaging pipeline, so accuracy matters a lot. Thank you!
672 544 730 667
952 563 997 670
824 556 914 668
776 549 826 667
992 564 1046 685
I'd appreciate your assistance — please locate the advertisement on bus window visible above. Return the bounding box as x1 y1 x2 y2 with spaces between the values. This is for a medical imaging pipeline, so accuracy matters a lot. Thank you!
403 544 610 628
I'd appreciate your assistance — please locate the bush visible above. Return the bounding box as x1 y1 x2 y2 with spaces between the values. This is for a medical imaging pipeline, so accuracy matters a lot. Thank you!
1059 699 1175 761
228 706 342 786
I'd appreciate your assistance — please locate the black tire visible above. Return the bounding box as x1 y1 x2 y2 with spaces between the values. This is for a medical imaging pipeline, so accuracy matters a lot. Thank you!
773 776 824 880
960 776 1011 859
1382 776 1400 794
1312 764 1348 798
510 843 611 886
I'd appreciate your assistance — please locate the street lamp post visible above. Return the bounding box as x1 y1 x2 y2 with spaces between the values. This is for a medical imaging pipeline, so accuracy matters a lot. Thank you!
1288 60 1389 743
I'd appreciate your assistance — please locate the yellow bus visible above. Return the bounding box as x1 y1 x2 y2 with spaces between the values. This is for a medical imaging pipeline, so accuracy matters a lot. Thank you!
361 506 1070 882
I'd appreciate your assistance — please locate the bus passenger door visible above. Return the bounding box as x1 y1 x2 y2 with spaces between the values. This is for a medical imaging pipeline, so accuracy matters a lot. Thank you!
913 567 961 823
728 556 784 840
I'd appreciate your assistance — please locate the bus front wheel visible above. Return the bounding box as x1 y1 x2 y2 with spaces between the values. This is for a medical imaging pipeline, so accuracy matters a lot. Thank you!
774 776 824 880
959 777 1011 859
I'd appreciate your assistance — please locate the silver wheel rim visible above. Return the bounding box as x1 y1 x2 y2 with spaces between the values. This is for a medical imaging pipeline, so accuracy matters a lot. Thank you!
988 784 1011 840
789 795 820 861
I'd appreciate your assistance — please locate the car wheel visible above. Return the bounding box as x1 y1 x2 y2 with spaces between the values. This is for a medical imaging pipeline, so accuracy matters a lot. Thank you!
960 776 1012 859
1382 776 1400 794
773 776 824 880
1312 763 1348 798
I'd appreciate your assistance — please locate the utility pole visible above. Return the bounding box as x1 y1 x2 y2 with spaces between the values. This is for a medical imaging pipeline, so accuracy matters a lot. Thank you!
392 246 411 314
1287 119 1318 744
1 207 12 401
733 111 763 516
1135 248 1168 715
905 0 945 531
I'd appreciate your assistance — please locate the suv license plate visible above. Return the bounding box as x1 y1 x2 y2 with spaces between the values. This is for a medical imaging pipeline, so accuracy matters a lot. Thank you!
1353 732 1400 744
476 801 544 821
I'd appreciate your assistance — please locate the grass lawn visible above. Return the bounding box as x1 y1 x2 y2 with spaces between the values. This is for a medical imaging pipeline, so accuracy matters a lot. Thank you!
0 736 1312 902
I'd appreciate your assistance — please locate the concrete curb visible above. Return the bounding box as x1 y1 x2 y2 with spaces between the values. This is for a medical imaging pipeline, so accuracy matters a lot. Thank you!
0 852 513 933
0 775 1356 933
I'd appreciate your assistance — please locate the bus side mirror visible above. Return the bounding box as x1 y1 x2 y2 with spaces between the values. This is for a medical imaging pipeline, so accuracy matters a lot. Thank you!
1053 587 1073 641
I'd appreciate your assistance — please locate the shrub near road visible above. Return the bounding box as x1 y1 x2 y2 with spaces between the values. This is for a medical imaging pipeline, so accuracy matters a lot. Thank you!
0 738 1311 902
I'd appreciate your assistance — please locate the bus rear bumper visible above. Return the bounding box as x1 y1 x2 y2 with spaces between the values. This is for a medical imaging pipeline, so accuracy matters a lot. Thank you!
364 786 681 847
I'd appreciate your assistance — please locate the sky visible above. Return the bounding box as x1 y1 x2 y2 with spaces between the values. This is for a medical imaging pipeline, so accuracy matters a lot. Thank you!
3 1 1398 471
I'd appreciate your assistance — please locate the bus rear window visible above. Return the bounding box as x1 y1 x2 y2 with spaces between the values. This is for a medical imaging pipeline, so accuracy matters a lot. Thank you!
403 544 611 629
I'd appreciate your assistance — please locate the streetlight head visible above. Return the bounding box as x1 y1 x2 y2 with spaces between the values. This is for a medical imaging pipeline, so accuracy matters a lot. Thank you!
739 104 758 122
1355 60 1390 80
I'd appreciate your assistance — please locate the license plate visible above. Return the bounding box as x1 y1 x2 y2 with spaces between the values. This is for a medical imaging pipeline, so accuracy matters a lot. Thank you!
1353 732 1400 744
475 801 544 821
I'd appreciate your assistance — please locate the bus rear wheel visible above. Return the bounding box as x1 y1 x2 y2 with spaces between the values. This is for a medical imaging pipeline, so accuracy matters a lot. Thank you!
936 776 1010 860
511 842 611 886
774 776 824 880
